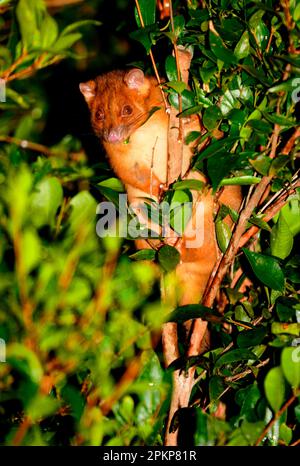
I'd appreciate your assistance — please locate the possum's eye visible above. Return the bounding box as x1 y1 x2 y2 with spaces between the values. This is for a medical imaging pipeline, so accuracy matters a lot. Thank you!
95 108 104 121
121 105 133 116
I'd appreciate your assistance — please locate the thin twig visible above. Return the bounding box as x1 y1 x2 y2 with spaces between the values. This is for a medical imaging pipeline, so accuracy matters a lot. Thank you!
12 417 32 446
1 51 28 81
225 358 270 383
134 0 169 110
203 386 231 413
291 438 300 447
0 135 53 156
1 54 54 83
255 391 299 446
0 135 83 160
99 354 143 415
169 0 183 143
239 178 300 249
266 27 274 54
281 0 295 52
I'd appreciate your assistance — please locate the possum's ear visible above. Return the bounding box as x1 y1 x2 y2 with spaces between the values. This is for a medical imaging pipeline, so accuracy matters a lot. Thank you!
124 69 149 93
79 80 96 105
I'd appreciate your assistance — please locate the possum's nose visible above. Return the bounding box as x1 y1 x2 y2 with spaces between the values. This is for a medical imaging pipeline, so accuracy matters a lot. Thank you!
106 126 124 143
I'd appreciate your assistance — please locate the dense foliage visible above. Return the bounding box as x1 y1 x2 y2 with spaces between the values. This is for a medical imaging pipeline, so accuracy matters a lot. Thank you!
0 0 299 446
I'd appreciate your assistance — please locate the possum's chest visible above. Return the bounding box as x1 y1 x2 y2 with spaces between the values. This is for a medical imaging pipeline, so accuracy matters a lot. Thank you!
104 111 168 197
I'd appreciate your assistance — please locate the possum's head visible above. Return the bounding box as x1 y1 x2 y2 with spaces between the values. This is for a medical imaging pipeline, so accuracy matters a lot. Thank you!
80 69 162 144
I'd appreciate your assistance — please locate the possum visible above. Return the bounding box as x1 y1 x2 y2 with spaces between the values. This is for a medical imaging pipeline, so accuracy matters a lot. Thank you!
79 68 241 305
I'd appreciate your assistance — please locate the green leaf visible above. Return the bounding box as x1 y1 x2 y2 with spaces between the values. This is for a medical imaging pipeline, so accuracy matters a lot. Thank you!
217 204 238 223
165 55 177 82
134 0 156 27
130 25 157 53
209 31 237 66
30 177 63 228
69 191 97 232
27 395 60 422
169 190 192 234
275 297 298 322
173 15 185 38
242 421 266 445
157 245 180 272
209 376 226 401
167 304 223 324
277 200 300 236
185 131 201 145
293 3 300 21
262 112 296 128
168 89 195 111
129 249 156 261
7 343 43 384
166 81 187 94
268 78 299 94
264 367 286 412
237 327 266 348
279 423 292 445
236 383 262 422
203 105 222 130
98 177 124 192
220 176 261 186
281 347 300 389
220 89 239 116
248 215 272 233
52 33 82 52
15 114 34 140
214 349 256 369
96 185 120 207
16 0 44 49
240 65 270 86
249 154 271 176
40 14 58 48
7 166 32 229
249 10 269 50
117 395 134 424
207 151 235 191
172 180 204 191
235 303 252 325
61 20 102 36
178 105 203 118
194 136 238 164
22 229 41 273
271 212 294 260
242 248 285 291
5 88 30 109
229 420 265 446
234 31 250 59
271 322 300 337
61 385 85 422
135 351 163 425
269 155 290 176
215 220 231 253
246 119 273 134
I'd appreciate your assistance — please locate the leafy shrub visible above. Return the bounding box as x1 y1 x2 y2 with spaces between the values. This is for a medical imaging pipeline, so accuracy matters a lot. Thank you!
0 0 299 446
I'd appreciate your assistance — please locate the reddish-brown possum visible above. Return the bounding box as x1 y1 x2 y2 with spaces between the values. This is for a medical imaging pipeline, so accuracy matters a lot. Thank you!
80 68 241 305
